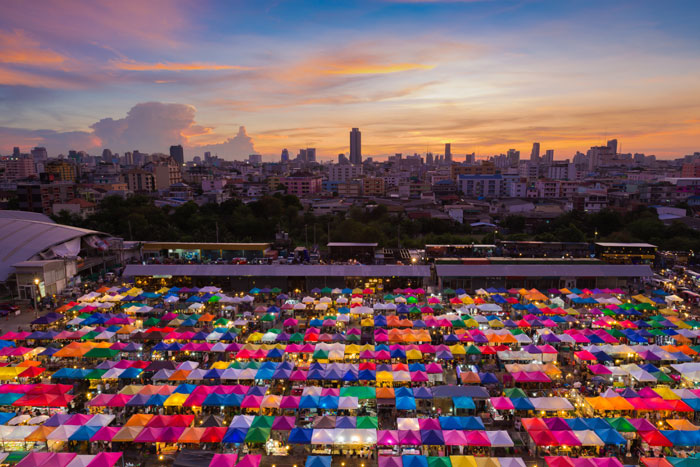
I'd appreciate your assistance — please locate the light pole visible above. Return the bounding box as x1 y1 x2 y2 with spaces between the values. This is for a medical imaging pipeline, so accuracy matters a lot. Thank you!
32 278 40 318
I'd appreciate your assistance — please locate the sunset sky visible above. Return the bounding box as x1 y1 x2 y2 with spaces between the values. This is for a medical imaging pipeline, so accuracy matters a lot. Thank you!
1 0 699 160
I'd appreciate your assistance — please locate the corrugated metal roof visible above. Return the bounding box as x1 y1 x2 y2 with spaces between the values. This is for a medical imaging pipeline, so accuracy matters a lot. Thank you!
123 264 431 278
0 210 54 223
0 216 100 282
435 264 654 278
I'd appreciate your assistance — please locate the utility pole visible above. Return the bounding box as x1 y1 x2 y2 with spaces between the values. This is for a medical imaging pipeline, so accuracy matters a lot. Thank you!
313 224 316 248
215 221 220 243
305 224 308 248
127 220 133 241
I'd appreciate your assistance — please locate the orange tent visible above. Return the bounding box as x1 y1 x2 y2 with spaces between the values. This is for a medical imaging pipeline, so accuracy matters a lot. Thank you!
125 414 153 426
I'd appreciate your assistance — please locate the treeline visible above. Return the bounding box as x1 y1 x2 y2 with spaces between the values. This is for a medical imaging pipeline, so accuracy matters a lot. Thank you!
52 195 476 248
498 206 700 251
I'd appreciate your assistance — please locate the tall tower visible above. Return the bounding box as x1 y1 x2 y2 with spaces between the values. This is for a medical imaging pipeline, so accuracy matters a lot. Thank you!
169 145 184 166
444 143 452 163
530 142 540 162
349 128 362 165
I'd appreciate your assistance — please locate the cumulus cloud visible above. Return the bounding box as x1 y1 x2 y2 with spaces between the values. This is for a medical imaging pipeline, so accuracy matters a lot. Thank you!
199 126 256 159
0 102 254 158
0 126 99 154
90 102 206 153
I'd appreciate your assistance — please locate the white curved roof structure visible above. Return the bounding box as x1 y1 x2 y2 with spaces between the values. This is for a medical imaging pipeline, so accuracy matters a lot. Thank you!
0 213 103 282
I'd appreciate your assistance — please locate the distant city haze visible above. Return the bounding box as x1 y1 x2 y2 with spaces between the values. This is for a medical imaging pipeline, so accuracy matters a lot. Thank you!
0 1 698 159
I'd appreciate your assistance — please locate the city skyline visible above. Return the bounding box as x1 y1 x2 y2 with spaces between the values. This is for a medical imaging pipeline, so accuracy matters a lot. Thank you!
0 0 699 159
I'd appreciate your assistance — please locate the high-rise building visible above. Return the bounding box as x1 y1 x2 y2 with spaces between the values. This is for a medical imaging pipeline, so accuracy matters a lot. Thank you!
349 128 362 165
169 145 184 166
249 154 262 164
101 149 113 163
607 139 618 155
337 153 348 164
530 142 540 162
281 149 289 163
425 152 434 165
506 149 520 166
31 147 48 161
465 153 476 165
543 149 554 165
444 143 452 163
12 147 20 158
306 148 316 163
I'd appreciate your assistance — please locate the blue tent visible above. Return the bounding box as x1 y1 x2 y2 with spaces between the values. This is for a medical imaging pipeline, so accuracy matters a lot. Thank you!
403 456 429 467
595 428 626 445
420 429 445 445
69 425 101 441
565 418 592 431
661 430 700 446
223 427 248 443
453 396 475 409
299 396 320 409
511 398 534 410
318 396 339 409
288 428 313 444
306 456 331 467
396 397 416 410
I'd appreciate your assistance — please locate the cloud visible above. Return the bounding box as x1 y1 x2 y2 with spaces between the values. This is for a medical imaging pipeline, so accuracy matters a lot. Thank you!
111 60 254 72
0 30 66 66
90 102 211 153
198 126 256 158
0 126 99 154
321 62 433 75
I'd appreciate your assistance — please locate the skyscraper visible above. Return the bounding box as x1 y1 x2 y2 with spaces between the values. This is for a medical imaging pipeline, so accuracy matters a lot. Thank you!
281 149 289 162
169 145 184 166
444 143 452 163
101 149 112 163
607 139 618 155
349 128 362 165
306 148 316 163
530 142 540 162
543 149 554 165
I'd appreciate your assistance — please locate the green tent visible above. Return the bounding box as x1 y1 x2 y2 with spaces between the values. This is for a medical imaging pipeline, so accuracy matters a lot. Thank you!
251 415 275 428
86 369 107 380
465 345 482 355
409 306 421 314
290 333 304 342
144 317 160 327
451 319 466 329
214 318 229 326
443 288 456 296
84 348 119 358
271 287 282 294
428 457 452 467
244 427 271 443
80 331 99 341
504 387 527 398
321 287 332 294
313 349 329 359
340 386 376 399
208 295 221 303
5 451 29 463
606 417 636 432
260 314 276 322
346 334 360 341
383 294 395 301
356 416 378 429
652 371 672 383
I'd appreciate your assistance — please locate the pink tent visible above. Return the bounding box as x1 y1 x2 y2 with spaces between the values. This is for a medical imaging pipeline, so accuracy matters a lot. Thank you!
210 454 239 467
443 429 468 445
91 426 120 442
17 453 77 467
552 430 581 446
86 453 122 467
464 430 491 446
377 430 399 445
234 455 262 467
491 397 515 410
398 430 422 445
379 457 403 467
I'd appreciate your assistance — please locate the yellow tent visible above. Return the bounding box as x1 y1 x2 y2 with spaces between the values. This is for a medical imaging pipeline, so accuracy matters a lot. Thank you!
163 393 189 407
450 456 477 467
